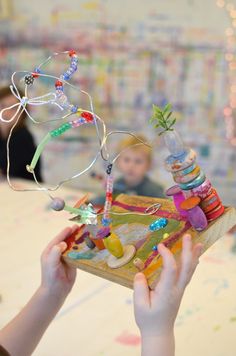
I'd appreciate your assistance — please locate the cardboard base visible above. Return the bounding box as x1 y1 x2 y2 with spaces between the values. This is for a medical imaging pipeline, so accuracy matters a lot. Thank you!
63 194 236 290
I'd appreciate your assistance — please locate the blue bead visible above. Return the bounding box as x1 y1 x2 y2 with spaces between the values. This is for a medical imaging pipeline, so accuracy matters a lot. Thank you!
149 218 168 231
71 105 78 113
63 73 70 80
51 198 65 211
102 218 112 226
152 245 158 251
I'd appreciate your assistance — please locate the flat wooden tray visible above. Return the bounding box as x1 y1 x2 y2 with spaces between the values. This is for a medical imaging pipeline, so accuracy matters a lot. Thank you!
63 194 236 290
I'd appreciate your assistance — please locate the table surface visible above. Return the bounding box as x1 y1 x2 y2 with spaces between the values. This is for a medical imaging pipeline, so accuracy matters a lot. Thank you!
1 179 236 356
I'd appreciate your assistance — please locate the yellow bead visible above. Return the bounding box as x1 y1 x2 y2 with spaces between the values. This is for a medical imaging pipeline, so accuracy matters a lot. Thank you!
103 232 124 258
163 233 170 239
77 108 83 115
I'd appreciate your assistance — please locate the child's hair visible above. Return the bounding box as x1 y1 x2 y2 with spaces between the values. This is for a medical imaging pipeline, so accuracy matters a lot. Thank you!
0 85 26 130
117 134 152 163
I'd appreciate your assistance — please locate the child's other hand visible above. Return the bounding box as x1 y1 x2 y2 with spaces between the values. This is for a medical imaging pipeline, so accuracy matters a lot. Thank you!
40 226 78 301
133 234 202 338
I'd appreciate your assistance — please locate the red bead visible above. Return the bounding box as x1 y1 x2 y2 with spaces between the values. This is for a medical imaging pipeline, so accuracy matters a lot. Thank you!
55 80 63 87
69 50 76 57
106 192 112 199
81 112 94 122
32 72 39 78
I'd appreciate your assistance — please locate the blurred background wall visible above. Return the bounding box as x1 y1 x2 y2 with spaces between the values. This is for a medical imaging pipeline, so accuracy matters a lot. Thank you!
0 0 235 205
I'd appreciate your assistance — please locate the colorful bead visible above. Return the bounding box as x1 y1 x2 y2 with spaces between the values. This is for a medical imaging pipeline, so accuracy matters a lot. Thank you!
133 258 145 271
84 236 96 249
102 218 112 226
106 163 113 175
200 189 221 213
106 192 112 199
103 231 124 258
173 166 201 184
180 196 201 210
51 198 65 211
166 184 182 196
172 163 197 177
152 245 158 251
55 80 63 87
81 112 94 122
205 204 225 221
71 105 78 113
96 227 111 239
149 218 168 231
62 73 70 80
32 71 39 78
180 197 208 231
179 171 206 190
33 67 41 75
69 50 77 57
53 51 80 112
24 75 34 85
163 233 170 239
103 174 114 223
188 178 213 199
50 122 72 137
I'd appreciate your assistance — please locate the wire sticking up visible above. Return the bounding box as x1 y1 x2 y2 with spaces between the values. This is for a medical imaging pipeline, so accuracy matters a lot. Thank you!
0 50 159 222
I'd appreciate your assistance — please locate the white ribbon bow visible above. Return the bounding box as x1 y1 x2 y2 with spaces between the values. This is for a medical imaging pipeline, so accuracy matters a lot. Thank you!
0 84 63 124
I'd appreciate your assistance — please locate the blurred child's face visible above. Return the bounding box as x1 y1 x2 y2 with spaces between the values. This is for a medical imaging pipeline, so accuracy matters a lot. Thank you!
117 149 150 186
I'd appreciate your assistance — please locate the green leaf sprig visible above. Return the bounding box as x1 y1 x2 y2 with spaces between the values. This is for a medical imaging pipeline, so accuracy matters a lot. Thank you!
149 103 176 136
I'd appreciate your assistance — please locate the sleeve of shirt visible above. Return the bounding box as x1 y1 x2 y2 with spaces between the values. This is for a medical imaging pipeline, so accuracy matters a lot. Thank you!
9 128 43 182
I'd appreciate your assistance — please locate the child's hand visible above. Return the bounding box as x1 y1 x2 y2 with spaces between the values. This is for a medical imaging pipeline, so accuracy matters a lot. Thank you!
40 226 78 301
0 226 78 356
133 234 202 338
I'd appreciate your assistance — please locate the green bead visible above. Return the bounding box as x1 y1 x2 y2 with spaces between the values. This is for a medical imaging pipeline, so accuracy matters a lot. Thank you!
50 123 72 138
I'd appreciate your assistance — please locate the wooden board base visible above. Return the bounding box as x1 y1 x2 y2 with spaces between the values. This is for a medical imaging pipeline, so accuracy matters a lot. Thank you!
63 194 236 290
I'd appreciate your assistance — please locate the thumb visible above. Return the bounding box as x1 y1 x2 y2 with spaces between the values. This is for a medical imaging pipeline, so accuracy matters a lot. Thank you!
133 273 150 307
58 241 68 253
47 242 66 267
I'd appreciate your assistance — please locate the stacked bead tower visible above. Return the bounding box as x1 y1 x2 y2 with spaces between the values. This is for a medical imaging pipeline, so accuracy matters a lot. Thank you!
150 104 224 231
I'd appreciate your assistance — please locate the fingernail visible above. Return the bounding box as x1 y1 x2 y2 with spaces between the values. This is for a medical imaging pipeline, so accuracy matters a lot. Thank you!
134 272 144 280
59 241 67 251
185 234 191 240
